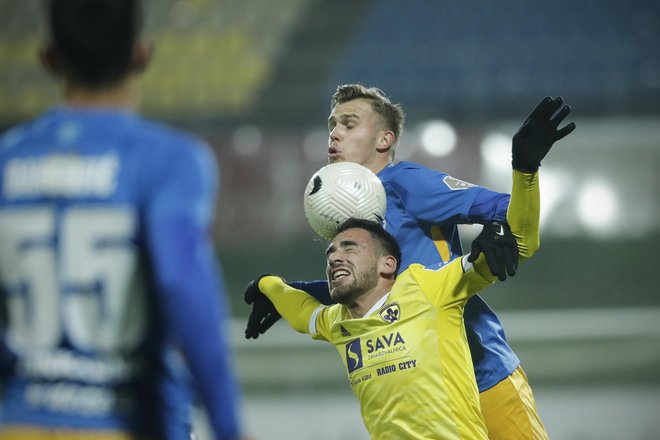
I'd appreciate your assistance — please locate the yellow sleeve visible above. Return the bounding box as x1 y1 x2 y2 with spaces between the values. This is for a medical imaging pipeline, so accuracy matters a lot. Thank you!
258 275 323 335
472 169 540 279
507 170 540 261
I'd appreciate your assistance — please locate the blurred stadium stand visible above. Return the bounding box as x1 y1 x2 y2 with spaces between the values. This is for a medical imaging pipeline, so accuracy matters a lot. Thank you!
2 1 659 438
3 0 659 123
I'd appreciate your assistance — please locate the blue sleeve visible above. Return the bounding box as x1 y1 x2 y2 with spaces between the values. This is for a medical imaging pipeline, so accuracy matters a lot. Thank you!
289 280 332 305
386 165 481 225
466 189 510 223
387 164 509 225
145 141 241 440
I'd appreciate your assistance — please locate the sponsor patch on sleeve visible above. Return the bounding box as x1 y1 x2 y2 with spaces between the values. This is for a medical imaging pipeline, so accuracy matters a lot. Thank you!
443 175 476 190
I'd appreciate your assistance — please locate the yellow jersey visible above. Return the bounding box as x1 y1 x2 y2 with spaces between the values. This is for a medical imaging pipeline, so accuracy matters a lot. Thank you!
259 170 539 439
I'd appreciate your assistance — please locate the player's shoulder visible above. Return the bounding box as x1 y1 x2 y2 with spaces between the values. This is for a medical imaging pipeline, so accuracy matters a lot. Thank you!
400 262 448 275
0 124 28 156
399 261 461 281
131 117 217 178
381 161 448 185
384 161 444 176
132 117 211 156
393 263 427 284
392 263 440 300
0 111 54 156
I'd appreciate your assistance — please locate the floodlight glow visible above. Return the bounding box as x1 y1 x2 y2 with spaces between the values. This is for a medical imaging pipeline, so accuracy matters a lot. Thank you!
419 120 456 157
577 180 620 234
232 125 262 156
480 132 511 172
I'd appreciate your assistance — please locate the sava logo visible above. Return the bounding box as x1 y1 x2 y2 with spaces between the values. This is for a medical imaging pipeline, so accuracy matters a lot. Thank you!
366 331 405 354
345 339 363 373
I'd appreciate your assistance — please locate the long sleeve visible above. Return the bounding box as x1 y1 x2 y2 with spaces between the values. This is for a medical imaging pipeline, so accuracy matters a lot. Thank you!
146 142 241 440
467 189 510 223
289 279 332 305
471 169 540 280
259 276 324 335
506 170 540 261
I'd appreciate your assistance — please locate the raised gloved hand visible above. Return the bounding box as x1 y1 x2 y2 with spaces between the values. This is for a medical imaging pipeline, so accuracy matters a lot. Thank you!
244 275 281 339
512 96 576 172
467 220 519 281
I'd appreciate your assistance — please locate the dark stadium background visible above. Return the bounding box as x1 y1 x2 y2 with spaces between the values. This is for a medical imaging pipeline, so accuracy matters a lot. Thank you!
2 1 659 438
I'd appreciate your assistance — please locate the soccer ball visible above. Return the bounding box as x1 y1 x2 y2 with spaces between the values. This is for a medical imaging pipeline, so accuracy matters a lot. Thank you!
303 162 387 240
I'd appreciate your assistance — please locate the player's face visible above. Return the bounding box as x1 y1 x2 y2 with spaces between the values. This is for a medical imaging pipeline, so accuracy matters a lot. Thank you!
325 228 380 305
327 98 384 170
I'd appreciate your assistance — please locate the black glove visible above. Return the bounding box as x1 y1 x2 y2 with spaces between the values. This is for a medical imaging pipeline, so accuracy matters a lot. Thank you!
467 220 519 281
512 96 576 172
244 274 281 339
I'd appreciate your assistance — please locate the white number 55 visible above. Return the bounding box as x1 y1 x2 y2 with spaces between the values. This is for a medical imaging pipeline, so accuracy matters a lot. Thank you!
0 206 146 354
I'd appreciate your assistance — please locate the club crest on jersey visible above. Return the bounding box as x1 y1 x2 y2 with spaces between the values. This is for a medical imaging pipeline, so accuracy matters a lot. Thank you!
345 339 363 373
379 302 401 324
443 176 476 191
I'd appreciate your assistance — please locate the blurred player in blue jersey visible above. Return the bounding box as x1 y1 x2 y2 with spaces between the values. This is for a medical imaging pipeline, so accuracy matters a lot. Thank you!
246 85 575 439
0 0 247 439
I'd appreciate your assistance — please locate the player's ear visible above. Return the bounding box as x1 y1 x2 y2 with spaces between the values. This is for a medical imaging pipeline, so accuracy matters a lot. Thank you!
376 130 395 155
131 40 154 74
379 254 397 279
39 44 63 76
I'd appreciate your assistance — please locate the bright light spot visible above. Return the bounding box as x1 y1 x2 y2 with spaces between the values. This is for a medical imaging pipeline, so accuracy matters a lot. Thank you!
480 132 511 172
577 180 620 235
232 125 262 156
303 129 329 162
419 120 456 157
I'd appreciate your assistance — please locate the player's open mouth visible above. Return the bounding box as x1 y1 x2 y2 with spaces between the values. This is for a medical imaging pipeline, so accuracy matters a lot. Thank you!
332 269 350 281
327 147 341 159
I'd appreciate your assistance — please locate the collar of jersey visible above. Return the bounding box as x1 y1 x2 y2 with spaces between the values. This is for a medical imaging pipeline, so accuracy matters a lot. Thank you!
363 292 391 318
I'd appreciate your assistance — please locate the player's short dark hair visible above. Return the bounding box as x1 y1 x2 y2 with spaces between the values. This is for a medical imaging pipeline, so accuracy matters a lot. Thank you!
336 218 402 276
48 0 143 87
330 84 406 151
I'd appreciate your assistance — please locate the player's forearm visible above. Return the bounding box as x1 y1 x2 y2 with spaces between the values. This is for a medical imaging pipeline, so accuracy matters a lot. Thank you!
259 276 321 334
467 189 510 223
164 255 242 439
507 170 540 261
289 279 333 305
150 218 242 439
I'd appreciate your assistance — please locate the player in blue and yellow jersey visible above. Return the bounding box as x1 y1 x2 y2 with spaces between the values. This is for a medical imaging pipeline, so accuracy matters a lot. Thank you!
246 97 574 438
0 1 246 439
246 90 575 438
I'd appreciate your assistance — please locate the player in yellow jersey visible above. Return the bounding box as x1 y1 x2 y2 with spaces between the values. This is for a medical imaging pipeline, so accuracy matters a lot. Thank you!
245 97 574 438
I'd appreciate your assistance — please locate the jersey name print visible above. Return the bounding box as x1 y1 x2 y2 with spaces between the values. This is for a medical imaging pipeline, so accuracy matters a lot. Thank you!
3 153 119 198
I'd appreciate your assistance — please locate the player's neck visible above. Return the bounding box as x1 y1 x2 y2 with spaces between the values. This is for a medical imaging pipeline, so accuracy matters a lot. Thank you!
346 282 393 319
363 157 392 175
63 77 137 109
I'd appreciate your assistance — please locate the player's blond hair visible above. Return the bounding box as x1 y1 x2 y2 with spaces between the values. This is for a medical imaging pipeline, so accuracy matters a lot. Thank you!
330 84 406 158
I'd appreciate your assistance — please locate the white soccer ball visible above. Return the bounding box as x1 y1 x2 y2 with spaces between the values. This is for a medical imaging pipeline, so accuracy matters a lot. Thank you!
304 162 387 240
